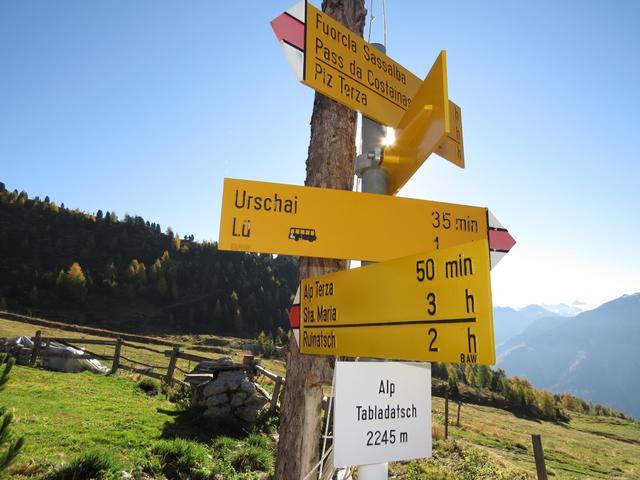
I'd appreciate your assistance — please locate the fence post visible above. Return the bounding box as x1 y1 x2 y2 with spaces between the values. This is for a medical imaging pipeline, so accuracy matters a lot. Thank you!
243 355 255 380
531 434 548 480
456 400 462 427
165 345 180 383
444 390 449 439
29 330 42 366
270 376 283 412
111 338 123 375
41 339 52 367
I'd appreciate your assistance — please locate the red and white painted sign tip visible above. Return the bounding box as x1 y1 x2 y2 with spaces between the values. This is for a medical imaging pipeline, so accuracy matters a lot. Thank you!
488 210 516 269
288 287 301 347
271 1 306 82
289 287 300 328
271 12 305 51
289 305 300 329
488 229 516 253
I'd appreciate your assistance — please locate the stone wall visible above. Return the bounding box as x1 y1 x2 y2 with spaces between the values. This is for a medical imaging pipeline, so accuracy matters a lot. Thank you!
192 357 268 424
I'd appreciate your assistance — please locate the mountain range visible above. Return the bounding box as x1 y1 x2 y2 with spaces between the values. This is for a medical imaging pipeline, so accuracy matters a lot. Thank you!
494 293 640 418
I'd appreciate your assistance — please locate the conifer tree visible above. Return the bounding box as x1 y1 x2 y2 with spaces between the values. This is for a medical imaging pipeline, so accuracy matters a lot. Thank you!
102 262 118 292
0 354 24 473
28 286 39 306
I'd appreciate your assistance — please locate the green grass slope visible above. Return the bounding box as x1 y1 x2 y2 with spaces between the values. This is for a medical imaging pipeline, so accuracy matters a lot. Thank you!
430 397 640 479
5 365 180 477
1 315 638 479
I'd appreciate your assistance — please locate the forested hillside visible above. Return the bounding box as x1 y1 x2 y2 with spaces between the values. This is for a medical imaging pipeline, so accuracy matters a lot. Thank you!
0 182 298 336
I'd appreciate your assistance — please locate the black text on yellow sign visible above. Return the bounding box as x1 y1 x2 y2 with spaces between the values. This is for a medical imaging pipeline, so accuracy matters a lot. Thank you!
304 2 421 128
218 178 489 262
299 239 495 365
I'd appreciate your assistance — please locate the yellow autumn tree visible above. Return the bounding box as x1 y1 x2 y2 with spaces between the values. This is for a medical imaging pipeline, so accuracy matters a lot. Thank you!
56 262 87 302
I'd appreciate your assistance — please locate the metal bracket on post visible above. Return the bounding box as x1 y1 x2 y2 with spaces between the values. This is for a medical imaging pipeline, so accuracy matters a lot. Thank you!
355 146 383 176
356 111 389 197
354 42 390 480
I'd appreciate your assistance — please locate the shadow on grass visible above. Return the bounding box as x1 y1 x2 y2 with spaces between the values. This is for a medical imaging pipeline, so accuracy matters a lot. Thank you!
510 409 543 423
158 407 257 443
158 407 219 443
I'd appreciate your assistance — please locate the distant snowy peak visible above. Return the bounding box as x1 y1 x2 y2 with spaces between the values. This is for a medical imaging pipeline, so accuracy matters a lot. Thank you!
516 304 558 319
620 292 640 301
538 301 593 317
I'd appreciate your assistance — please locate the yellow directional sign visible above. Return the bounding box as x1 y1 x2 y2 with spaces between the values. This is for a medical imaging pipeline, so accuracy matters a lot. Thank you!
436 100 465 168
383 52 464 194
219 178 489 262
299 240 495 364
272 3 466 192
303 2 420 128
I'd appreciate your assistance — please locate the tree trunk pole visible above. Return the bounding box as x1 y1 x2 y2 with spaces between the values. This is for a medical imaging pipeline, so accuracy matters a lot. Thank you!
274 1 366 478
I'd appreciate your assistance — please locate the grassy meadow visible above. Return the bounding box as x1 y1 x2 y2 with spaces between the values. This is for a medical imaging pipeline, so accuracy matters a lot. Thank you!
1 314 639 479
429 396 640 479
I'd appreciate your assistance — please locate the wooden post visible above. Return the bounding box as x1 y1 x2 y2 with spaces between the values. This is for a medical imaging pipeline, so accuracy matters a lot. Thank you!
243 354 255 380
111 338 122 375
29 330 42 366
531 434 548 480
444 391 449 440
270 376 283 412
165 345 180 383
41 339 52 367
456 400 462 427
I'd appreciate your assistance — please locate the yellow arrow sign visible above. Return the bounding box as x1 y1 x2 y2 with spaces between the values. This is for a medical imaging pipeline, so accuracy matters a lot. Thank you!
272 3 465 192
219 178 489 262
303 2 421 128
299 239 495 364
383 52 464 194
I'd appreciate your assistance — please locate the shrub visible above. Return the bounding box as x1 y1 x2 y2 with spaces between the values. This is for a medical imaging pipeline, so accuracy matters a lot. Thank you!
46 450 120 480
232 443 273 472
162 381 192 409
432 424 445 441
138 378 160 396
253 409 280 435
211 435 238 456
150 438 209 480
245 433 270 450
244 331 282 359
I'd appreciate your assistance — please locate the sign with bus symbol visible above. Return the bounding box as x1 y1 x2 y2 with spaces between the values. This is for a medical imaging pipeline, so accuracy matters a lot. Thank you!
289 227 317 242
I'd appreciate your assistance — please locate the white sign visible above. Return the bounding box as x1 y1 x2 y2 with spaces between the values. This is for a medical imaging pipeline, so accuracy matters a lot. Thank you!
333 361 432 467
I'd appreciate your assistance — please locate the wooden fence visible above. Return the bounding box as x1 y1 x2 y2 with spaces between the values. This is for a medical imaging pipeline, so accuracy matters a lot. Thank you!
255 363 285 412
23 330 286 411
24 329 234 385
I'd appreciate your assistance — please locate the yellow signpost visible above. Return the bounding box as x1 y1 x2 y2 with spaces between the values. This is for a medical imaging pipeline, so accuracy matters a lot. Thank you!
299 239 494 364
272 3 466 193
381 52 463 193
303 2 421 129
219 178 489 262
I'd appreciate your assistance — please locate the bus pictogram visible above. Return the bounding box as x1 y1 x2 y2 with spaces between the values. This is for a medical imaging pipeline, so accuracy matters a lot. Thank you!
289 227 317 242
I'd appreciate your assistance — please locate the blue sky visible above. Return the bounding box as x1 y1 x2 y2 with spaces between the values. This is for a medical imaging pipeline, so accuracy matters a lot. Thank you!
1 1 638 308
